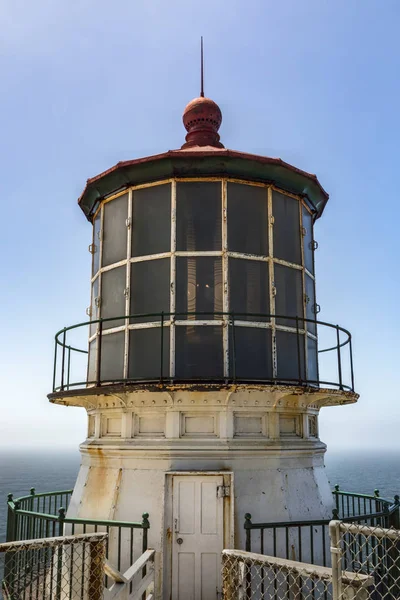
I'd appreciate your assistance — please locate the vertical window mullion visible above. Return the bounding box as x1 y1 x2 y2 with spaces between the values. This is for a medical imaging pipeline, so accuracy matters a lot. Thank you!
268 186 277 379
170 180 177 378
222 180 229 377
299 200 308 381
124 189 133 380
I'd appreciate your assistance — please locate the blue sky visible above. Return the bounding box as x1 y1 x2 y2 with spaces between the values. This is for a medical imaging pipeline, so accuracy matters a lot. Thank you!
0 0 399 450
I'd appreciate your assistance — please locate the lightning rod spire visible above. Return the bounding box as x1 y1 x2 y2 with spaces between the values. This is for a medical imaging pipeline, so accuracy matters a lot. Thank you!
200 36 204 98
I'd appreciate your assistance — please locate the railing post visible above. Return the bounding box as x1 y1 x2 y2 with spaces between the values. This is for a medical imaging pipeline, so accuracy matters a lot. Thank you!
60 328 67 391
141 513 150 600
296 317 302 384
336 325 343 390
231 312 237 382
334 484 340 516
58 507 66 536
329 520 343 600
160 312 164 383
67 347 71 390
349 336 355 392
96 320 103 387
52 338 58 392
244 513 252 552
391 495 400 529
374 489 381 516
6 494 15 542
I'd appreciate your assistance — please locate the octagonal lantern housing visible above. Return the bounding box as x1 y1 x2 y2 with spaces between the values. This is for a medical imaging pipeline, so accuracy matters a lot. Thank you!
86 162 321 386
48 148 355 395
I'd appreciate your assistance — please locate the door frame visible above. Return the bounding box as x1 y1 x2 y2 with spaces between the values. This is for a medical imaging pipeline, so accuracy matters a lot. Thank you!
163 471 234 600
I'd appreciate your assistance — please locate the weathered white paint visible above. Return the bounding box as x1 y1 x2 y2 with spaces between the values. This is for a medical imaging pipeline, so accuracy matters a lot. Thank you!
59 386 342 599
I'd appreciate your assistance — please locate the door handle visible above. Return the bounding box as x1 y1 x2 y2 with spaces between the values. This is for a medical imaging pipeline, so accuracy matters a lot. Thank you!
176 537 183 545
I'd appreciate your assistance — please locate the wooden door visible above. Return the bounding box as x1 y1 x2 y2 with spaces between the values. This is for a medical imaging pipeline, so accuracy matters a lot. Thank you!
171 475 224 600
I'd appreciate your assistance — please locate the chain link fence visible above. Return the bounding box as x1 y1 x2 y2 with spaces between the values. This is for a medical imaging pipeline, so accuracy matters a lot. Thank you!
0 533 106 600
330 521 400 600
222 549 333 599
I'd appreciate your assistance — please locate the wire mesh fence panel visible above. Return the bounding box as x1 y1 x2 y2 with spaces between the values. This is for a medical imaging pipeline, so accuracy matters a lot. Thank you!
0 533 106 600
330 521 400 600
222 549 333 600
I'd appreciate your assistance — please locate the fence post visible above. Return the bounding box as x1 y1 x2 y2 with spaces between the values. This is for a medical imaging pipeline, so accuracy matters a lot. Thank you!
89 538 106 600
58 507 66 536
6 494 15 542
329 520 342 600
389 495 400 529
333 484 340 516
244 514 252 552
141 513 150 600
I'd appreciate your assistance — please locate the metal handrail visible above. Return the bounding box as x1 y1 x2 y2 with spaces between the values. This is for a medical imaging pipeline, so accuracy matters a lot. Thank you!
52 311 355 393
243 488 400 565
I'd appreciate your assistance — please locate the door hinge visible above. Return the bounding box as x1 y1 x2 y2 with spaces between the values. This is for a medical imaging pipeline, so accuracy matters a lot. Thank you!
217 485 230 498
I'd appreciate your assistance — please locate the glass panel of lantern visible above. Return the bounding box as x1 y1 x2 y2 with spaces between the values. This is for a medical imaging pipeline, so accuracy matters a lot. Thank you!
176 257 223 319
87 339 97 383
227 183 268 255
274 264 303 327
102 193 128 267
175 326 224 379
92 212 101 275
305 274 317 336
130 259 170 323
229 258 269 321
101 266 126 329
302 206 314 274
90 277 99 336
100 331 125 382
272 191 301 264
276 330 305 382
307 336 318 384
176 182 222 251
129 327 170 380
132 184 171 256
229 326 273 380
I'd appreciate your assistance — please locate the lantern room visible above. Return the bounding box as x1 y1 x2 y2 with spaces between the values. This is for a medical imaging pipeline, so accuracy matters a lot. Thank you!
86 178 320 386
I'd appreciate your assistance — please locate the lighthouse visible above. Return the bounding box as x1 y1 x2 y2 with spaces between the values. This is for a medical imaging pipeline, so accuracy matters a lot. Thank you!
49 76 357 599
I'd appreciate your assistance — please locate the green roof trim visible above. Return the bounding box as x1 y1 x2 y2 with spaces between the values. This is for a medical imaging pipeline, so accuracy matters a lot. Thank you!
78 149 329 221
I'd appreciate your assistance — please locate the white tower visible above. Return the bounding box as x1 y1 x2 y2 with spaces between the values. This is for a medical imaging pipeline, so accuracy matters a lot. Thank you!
49 90 358 599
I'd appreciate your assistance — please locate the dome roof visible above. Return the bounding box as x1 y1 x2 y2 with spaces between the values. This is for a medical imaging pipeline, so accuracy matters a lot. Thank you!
182 95 224 149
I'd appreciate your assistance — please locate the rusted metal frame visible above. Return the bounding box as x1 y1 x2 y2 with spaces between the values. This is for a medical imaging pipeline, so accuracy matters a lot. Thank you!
271 183 303 203
273 257 303 271
130 251 171 264
227 250 269 262
98 258 128 273
299 201 308 383
96 320 103 387
94 204 104 384
232 321 273 330
60 329 66 391
222 179 229 378
175 250 222 257
124 189 133 380
128 321 172 331
268 186 277 380
101 187 130 207
175 320 224 327
170 180 177 379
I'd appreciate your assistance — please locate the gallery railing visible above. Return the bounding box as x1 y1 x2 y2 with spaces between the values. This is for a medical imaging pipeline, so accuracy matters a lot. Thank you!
6 489 150 577
51 312 355 393
244 487 400 567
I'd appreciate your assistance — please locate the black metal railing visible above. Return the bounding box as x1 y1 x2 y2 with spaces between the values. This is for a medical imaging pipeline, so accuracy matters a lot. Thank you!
5 489 150 582
52 312 355 393
244 487 400 568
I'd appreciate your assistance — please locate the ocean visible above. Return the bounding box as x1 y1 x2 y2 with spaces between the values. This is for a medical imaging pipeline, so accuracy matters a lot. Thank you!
0 448 399 543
